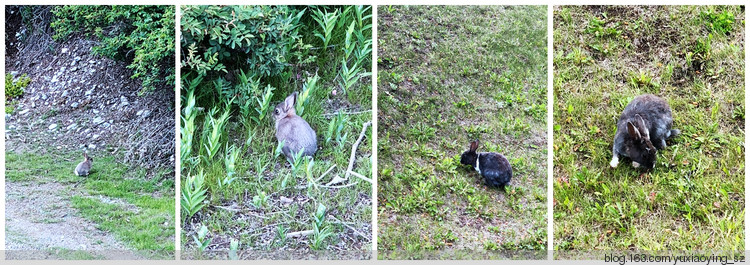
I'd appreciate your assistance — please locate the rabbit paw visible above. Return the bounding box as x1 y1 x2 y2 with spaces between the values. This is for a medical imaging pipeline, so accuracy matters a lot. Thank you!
609 156 619 168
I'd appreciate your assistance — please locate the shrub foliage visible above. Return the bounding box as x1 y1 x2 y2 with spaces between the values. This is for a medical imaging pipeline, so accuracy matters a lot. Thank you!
182 6 309 79
5 73 31 100
50 5 175 92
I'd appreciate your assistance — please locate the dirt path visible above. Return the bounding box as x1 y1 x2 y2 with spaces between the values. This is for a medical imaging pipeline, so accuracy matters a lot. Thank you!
5 181 144 260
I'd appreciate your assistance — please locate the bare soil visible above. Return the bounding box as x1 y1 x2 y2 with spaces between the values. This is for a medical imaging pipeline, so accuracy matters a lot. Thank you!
5 182 143 260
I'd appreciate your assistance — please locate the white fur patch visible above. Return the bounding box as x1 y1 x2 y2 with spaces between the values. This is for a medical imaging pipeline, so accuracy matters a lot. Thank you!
610 156 619 168
474 154 481 174
632 161 641 168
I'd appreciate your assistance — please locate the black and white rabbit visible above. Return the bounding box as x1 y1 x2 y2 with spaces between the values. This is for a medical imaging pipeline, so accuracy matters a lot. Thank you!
460 140 513 188
610 94 680 169
273 92 318 160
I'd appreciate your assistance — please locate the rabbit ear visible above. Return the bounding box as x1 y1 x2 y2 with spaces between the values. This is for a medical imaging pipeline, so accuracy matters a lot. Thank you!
284 92 298 110
627 121 641 140
470 140 479 152
635 114 650 138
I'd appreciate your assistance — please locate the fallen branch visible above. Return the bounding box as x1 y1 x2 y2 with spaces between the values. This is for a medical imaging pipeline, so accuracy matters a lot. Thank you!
317 182 359 189
344 121 372 181
239 222 292 236
215 205 270 220
315 165 337 183
214 205 240 212
322 110 372 117
309 44 340 50
325 175 347 186
286 230 314 238
331 216 369 240
348 170 373 184
296 165 338 189
313 121 372 189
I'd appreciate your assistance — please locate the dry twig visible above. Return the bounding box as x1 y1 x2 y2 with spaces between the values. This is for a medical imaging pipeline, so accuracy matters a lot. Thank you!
286 230 314 238
344 121 372 181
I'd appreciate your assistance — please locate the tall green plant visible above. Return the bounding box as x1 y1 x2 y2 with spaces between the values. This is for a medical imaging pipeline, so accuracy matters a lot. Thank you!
339 58 363 94
336 7 371 95
295 75 319 117
201 102 232 164
219 144 240 191
312 8 340 50
182 171 207 220
253 85 276 125
325 112 349 145
353 5 373 32
181 82 201 171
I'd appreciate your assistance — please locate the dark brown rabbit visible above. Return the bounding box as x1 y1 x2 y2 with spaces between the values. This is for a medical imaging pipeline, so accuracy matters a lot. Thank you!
610 94 680 169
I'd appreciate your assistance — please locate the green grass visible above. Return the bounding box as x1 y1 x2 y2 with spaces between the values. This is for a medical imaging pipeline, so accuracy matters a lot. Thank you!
377 6 548 259
553 6 744 257
180 5 372 259
6 151 175 259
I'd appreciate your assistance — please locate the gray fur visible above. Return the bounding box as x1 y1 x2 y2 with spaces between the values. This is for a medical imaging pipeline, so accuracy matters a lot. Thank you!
273 92 317 160
75 153 93 176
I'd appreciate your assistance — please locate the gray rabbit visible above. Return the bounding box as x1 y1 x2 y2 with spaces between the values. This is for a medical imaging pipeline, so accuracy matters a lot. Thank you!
610 94 680 169
75 152 93 176
273 92 317 160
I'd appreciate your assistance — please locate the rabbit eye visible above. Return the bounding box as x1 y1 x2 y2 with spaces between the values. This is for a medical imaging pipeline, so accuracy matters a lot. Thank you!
274 109 280 114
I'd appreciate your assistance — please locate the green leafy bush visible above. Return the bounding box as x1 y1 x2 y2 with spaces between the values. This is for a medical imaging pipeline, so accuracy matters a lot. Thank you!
50 5 175 92
181 6 309 79
5 73 31 100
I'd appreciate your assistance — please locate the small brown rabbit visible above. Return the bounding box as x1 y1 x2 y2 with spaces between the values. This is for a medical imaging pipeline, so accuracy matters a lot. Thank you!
273 92 317 160
75 152 93 176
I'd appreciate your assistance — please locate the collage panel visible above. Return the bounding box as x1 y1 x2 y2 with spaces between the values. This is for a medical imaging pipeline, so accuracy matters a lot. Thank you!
5 5 176 259
179 5 373 260
552 5 745 258
377 5 548 260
